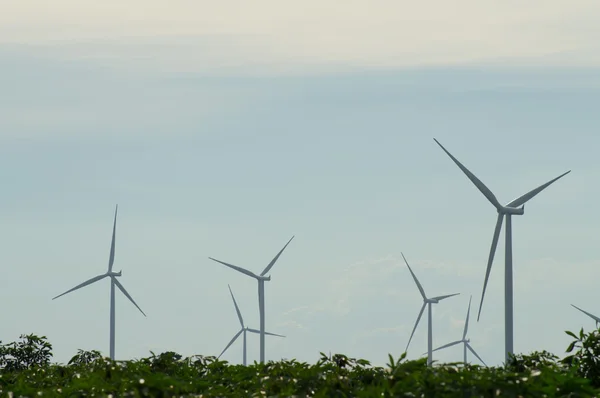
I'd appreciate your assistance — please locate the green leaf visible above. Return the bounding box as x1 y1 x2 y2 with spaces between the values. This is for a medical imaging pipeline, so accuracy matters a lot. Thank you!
566 330 577 339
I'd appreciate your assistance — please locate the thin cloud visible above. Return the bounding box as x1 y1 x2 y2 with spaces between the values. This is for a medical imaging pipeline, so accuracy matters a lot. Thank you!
362 326 407 336
277 320 305 330
282 306 312 316
2 1 600 73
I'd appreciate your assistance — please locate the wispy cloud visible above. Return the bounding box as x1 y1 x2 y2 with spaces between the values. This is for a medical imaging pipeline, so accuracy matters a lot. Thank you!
3 1 600 73
325 255 402 315
289 253 480 321
277 320 305 330
282 306 312 317
361 326 407 337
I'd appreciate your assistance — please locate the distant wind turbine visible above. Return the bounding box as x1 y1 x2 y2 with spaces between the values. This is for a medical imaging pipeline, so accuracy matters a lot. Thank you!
571 304 600 328
218 285 285 365
209 235 294 363
52 205 146 360
403 252 459 367
430 295 486 366
434 138 570 363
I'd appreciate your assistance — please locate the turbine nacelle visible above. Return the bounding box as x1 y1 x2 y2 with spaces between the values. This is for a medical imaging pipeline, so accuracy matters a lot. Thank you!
209 235 294 364
52 205 147 362
425 294 459 304
220 285 286 364
499 206 525 216
435 137 570 363
429 295 487 367
402 251 459 362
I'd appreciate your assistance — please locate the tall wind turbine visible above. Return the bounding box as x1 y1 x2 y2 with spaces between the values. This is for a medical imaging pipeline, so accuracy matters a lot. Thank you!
434 138 570 362
218 284 285 365
571 304 600 328
209 235 294 363
403 252 460 367
430 296 487 366
52 205 146 360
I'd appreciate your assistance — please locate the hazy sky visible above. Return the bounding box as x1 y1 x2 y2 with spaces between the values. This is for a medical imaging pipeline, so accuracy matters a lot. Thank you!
2 1 600 368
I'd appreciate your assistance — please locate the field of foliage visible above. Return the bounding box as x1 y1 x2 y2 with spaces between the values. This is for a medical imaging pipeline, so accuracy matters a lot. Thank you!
2 327 600 397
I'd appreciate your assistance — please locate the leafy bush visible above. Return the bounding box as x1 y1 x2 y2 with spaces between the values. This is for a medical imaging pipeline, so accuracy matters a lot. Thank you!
505 350 563 373
0 334 53 371
1 331 600 396
564 326 600 386
68 349 104 367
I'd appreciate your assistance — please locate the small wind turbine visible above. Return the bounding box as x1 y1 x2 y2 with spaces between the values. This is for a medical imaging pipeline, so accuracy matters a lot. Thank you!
218 284 285 365
430 296 487 366
52 205 146 360
434 138 570 363
571 304 600 328
209 235 294 363
403 252 459 367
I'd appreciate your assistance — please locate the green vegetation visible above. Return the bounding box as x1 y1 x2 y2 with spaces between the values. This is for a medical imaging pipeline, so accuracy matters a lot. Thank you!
2 328 600 397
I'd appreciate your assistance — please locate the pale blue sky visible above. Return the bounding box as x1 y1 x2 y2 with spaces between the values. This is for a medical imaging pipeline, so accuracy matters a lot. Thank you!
2 1 600 367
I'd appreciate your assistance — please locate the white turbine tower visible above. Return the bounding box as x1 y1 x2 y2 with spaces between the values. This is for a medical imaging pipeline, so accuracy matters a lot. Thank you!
218 285 285 365
430 296 487 366
434 138 570 363
403 253 459 367
52 205 146 360
571 304 600 328
209 235 294 363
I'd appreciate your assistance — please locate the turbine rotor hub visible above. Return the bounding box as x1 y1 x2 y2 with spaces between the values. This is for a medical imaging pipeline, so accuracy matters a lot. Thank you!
499 206 525 216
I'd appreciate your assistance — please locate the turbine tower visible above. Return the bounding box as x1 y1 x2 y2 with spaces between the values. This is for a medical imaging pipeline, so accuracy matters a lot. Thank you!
434 138 570 363
218 285 285 365
571 304 600 328
430 295 486 366
209 235 294 363
52 205 146 360
403 252 459 367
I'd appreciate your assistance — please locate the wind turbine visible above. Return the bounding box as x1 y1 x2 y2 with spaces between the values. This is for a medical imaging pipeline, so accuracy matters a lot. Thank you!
209 235 294 363
403 252 459 367
52 205 146 360
571 304 600 328
218 284 285 365
434 138 570 363
430 295 487 366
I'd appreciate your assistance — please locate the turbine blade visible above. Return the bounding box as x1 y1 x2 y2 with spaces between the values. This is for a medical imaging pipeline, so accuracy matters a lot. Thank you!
466 343 487 367
218 329 243 359
247 328 285 338
113 278 146 317
506 170 571 208
209 257 258 279
477 213 504 322
430 293 460 301
433 138 502 210
571 304 600 324
260 235 295 276
405 302 426 352
431 340 461 353
52 274 108 300
228 285 244 328
108 204 118 273
402 253 427 299
463 295 472 340
264 332 286 338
